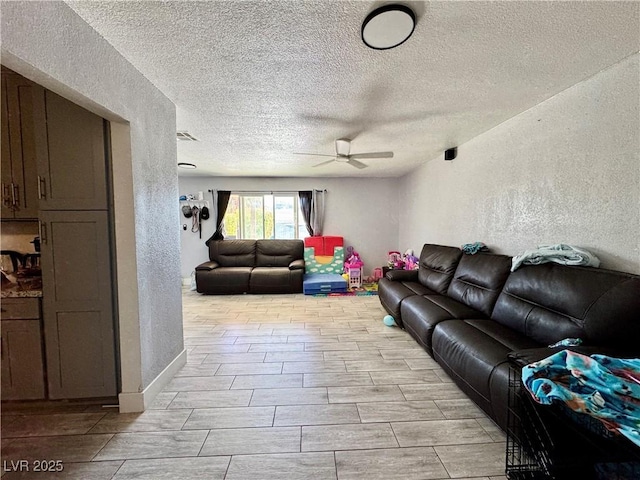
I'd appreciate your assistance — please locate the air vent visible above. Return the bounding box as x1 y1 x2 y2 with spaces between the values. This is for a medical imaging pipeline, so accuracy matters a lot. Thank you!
177 131 198 141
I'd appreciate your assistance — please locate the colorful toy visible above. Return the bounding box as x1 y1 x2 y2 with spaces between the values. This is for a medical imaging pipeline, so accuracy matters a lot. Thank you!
344 248 364 289
373 267 383 281
383 315 396 326
348 267 362 288
403 249 419 270
344 249 364 270
304 236 345 275
303 273 348 295
305 246 344 274
388 251 404 269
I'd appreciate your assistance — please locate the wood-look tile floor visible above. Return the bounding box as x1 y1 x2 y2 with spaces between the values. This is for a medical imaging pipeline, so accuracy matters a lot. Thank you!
1 291 507 479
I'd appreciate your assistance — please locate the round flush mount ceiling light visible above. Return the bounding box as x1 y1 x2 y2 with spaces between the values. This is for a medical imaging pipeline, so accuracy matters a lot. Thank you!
361 4 416 50
178 162 197 169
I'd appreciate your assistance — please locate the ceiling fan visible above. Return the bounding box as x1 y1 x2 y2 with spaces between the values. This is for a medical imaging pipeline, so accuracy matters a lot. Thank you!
294 138 393 169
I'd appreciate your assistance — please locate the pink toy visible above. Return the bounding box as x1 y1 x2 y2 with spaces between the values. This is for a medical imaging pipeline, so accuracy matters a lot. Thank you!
388 251 404 269
373 267 383 281
345 250 364 269
403 249 419 270
344 248 364 288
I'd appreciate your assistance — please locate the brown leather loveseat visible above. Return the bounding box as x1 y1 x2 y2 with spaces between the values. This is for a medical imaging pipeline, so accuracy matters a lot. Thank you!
195 239 305 294
378 244 640 430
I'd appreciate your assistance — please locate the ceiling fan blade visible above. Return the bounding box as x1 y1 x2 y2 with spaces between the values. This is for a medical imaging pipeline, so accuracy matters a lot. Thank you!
347 159 368 169
349 151 394 159
293 152 336 158
312 158 337 168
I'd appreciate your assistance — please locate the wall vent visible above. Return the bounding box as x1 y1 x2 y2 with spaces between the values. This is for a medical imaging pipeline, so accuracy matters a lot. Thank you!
177 131 198 141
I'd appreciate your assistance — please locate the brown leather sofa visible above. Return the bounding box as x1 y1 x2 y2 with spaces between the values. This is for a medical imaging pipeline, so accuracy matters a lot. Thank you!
378 244 640 430
195 239 305 294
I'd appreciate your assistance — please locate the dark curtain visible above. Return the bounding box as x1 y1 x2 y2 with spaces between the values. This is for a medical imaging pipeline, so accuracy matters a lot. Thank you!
298 191 313 236
205 190 231 245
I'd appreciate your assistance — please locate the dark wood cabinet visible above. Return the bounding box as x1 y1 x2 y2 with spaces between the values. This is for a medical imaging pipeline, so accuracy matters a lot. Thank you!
1 68 41 219
0 298 46 400
1 67 118 402
39 210 117 399
32 89 108 211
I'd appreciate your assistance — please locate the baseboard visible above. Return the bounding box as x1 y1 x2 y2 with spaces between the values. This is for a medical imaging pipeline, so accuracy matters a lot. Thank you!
118 349 187 413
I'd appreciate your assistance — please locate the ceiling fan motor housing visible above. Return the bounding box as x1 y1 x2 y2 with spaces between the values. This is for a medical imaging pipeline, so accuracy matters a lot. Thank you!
336 138 351 156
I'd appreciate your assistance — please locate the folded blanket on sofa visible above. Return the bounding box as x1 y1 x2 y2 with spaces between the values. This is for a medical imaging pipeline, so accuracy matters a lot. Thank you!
522 349 640 447
461 242 489 255
511 244 600 272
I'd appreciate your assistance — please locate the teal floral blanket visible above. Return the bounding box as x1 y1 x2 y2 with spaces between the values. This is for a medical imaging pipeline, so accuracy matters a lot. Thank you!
522 350 640 447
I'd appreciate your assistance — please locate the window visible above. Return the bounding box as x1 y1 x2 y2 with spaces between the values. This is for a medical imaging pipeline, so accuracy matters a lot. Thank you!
223 193 307 239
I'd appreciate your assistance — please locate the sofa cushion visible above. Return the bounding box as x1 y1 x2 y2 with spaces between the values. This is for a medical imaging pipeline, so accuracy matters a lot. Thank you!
209 240 256 267
491 263 640 347
377 278 416 326
256 239 304 267
432 319 540 429
447 252 512 317
417 244 463 294
195 266 252 294
400 295 483 354
250 266 303 294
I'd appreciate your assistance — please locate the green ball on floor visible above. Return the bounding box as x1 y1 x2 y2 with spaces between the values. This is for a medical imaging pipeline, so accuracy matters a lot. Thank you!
383 315 396 326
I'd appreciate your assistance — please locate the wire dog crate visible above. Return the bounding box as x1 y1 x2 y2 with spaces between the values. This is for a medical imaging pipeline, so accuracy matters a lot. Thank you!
506 366 640 480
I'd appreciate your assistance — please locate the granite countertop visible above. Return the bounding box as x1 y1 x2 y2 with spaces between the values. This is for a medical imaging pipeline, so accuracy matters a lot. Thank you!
1 271 43 298
1 287 43 298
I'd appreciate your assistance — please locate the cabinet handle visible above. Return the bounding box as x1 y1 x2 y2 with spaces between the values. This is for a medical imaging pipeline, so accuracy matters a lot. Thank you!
12 183 19 207
37 175 46 199
39 221 48 245
9 182 16 207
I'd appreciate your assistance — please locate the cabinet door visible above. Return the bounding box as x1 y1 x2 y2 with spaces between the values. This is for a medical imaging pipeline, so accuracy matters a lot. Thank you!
40 210 117 399
1 69 40 219
32 90 107 211
1 320 46 400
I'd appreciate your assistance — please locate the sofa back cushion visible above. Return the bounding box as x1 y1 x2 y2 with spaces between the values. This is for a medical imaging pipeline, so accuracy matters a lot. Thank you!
209 240 256 267
417 244 463 295
256 239 304 267
447 253 512 317
491 263 640 348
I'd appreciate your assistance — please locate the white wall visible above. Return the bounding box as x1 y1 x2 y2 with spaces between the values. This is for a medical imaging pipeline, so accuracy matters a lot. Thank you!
399 54 640 274
178 177 399 279
1 1 184 404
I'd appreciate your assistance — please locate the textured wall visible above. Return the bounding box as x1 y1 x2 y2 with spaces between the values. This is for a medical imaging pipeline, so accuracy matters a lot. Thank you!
1 2 184 391
399 54 640 274
178 177 399 279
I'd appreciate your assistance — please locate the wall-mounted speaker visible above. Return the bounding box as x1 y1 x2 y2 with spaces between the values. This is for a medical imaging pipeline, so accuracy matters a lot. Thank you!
444 147 457 161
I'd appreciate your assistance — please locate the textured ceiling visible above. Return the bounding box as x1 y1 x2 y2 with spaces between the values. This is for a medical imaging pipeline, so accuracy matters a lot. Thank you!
66 1 639 178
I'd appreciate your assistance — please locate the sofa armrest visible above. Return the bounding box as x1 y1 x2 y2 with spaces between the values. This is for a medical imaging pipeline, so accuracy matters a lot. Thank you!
385 269 418 282
289 259 305 270
195 261 220 272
